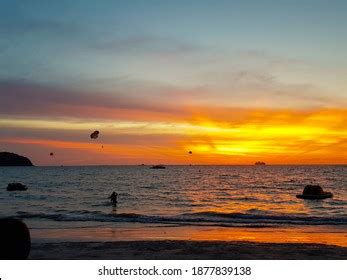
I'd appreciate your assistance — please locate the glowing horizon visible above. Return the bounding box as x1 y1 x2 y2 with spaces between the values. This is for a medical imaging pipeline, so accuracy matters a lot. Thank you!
1 107 346 165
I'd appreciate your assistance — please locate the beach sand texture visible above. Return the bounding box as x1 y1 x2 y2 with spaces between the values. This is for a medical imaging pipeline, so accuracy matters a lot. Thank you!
30 241 347 260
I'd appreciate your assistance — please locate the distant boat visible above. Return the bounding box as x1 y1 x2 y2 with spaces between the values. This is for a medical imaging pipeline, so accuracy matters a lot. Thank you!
255 161 266 165
150 165 166 169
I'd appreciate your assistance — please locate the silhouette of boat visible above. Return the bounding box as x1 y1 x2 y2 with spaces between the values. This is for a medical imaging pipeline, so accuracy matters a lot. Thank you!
255 161 266 165
150 165 166 169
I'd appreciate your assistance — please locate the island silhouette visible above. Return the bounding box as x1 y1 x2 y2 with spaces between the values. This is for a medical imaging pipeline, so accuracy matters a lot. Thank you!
0 152 33 166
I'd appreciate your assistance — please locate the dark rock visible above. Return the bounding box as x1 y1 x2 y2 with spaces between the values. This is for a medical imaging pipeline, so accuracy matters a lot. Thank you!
296 185 333 200
0 218 31 259
7 182 28 191
0 152 33 166
303 185 324 195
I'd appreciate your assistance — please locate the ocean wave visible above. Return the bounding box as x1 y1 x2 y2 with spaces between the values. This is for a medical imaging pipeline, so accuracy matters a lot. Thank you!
13 210 347 226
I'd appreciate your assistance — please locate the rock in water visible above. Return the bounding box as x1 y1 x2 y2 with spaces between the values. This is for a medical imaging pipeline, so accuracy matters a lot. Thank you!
7 182 28 191
0 152 33 166
303 185 324 195
0 218 31 259
296 185 333 200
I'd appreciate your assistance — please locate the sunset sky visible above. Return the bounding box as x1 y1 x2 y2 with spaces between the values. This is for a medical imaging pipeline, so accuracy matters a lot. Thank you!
1 0 346 165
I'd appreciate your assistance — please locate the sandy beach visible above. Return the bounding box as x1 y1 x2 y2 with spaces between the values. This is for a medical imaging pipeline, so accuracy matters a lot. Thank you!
29 224 347 246
30 240 347 260
27 225 347 259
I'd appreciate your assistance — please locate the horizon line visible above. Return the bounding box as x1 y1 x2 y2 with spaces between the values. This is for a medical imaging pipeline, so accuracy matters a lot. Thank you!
4 163 346 167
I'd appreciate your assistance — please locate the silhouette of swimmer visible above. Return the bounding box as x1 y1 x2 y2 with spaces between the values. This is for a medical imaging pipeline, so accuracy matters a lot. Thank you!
109 192 118 205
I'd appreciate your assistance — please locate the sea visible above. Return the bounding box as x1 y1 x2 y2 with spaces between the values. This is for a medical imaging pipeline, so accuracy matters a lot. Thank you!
1 165 346 234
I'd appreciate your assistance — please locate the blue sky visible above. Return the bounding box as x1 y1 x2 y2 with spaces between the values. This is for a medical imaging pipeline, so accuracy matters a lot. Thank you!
1 0 346 96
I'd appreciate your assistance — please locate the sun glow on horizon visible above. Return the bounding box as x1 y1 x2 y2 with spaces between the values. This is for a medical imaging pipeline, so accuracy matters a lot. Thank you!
1 108 346 165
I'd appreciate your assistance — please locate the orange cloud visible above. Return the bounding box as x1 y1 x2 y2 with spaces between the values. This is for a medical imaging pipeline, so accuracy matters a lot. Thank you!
1 107 346 165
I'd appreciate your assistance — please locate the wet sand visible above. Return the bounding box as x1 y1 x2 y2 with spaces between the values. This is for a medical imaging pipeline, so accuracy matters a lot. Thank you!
28 225 347 259
30 224 347 247
30 240 347 259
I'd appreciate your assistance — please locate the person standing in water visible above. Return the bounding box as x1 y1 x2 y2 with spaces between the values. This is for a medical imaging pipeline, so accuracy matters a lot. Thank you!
109 192 118 206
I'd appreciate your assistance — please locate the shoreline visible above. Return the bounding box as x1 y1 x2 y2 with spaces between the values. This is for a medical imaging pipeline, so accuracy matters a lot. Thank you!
30 240 347 260
28 224 347 259
30 224 347 247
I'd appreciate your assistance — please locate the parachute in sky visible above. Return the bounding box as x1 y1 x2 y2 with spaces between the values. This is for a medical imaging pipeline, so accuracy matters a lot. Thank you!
49 152 54 156
90 130 100 139
189 151 192 155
